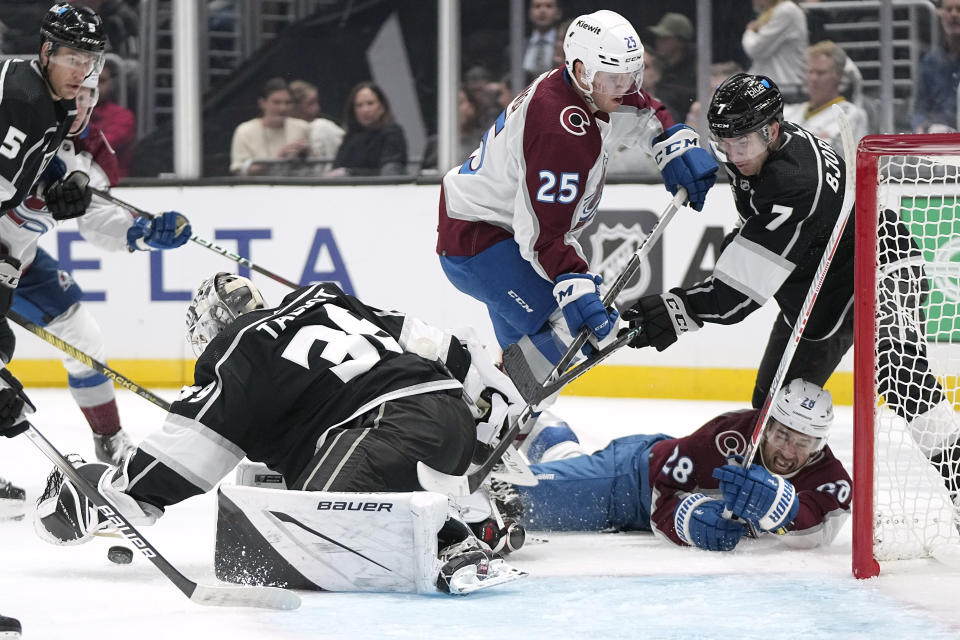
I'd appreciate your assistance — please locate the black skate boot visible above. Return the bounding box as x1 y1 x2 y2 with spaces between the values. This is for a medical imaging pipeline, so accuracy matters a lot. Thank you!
0 613 21 638
0 476 26 521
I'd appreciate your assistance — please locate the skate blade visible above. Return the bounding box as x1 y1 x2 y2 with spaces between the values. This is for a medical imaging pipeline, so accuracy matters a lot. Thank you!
446 563 528 595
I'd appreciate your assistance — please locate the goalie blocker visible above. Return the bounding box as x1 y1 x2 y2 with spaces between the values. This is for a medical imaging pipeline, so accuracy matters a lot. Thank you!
214 483 525 595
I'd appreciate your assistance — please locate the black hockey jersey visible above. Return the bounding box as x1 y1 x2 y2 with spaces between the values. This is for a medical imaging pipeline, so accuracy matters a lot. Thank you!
0 59 77 212
124 283 466 511
685 122 855 340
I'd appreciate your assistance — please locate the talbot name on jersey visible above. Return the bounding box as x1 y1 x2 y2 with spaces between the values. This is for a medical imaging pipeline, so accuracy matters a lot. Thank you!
317 501 394 512
575 19 600 34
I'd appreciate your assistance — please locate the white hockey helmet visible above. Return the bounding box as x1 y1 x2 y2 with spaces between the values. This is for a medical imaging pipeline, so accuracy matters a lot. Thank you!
69 71 100 137
768 378 834 452
185 272 265 356
563 10 644 100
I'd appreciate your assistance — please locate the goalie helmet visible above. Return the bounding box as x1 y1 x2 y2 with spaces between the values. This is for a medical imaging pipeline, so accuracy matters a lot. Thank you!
768 378 833 452
185 272 265 356
563 10 644 100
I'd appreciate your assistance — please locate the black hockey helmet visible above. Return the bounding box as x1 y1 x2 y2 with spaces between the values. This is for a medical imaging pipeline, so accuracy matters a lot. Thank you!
707 73 783 139
40 3 106 54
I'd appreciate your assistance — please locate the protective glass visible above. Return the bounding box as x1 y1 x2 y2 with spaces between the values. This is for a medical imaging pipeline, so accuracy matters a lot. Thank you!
48 46 104 77
764 421 821 458
590 69 642 97
708 129 771 165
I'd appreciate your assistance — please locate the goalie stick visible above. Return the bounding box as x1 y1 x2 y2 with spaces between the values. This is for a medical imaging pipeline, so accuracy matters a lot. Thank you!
89 188 300 289
6 310 171 411
740 107 857 470
418 189 687 496
22 421 300 610
502 187 687 403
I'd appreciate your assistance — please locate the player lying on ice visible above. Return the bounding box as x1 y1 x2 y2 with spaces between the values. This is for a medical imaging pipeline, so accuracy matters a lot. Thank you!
14 273 532 594
502 379 852 551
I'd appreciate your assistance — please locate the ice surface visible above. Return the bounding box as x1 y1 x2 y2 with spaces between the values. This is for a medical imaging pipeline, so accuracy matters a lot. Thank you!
2 390 960 639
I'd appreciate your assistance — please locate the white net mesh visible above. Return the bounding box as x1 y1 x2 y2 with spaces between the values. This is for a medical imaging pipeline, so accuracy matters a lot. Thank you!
873 153 960 561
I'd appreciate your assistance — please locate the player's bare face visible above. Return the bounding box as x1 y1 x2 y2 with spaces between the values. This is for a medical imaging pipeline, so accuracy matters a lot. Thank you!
762 421 817 475
45 45 99 100
353 88 385 128
259 89 292 128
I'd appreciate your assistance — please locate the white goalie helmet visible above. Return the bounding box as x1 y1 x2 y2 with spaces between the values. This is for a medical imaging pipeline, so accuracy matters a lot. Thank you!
185 272 266 356
563 10 644 100
768 378 834 452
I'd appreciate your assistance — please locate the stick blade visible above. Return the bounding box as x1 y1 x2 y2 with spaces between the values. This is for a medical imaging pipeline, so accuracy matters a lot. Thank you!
190 584 301 610
417 461 471 495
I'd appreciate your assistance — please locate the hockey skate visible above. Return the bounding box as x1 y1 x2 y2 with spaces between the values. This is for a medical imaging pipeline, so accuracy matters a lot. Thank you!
0 476 26 521
469 478 527 554
92 428 135 466
436 536 526 595
0 613 21 639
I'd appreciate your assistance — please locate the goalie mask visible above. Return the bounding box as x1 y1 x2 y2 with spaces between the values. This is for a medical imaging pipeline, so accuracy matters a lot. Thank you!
761 379 833 475
563 10 644 101
185 272 265 356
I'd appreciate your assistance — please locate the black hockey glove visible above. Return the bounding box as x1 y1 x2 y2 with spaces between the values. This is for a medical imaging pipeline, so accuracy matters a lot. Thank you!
0 256 21 317
0 367 35 438
620 288 703 352
44 171 92 220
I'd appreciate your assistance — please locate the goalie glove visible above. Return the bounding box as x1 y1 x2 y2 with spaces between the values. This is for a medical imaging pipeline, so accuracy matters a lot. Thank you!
713 460 799 533
652 124 718 212
621 288 702 352
44 170 92 220
674 493 746 551
127 211 192 251
0 367 34 438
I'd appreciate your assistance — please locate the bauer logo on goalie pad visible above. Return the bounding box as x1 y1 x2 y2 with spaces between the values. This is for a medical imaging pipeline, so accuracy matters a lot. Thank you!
317 501 393 512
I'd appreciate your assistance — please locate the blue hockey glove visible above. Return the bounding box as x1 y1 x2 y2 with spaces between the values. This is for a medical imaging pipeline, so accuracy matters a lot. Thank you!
713 461 799 532
553 273 619 342
652 124 718 212
127 211 192 251
674 493 745 551
0 367 35 438
44 170 92 220
620 287 701 352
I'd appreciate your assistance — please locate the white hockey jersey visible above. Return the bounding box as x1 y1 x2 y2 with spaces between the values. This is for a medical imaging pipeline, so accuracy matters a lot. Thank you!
1 124 133 268
437 65 673 281
782 98 868 156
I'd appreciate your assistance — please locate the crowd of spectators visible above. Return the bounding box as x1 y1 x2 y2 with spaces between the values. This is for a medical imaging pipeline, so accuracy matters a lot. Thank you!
3 0 957 180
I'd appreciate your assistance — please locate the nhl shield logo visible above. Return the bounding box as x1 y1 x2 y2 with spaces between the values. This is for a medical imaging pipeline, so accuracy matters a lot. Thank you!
582 208 662 307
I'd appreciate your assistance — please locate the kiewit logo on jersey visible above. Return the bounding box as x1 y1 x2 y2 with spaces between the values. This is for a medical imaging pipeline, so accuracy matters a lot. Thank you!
560 106 590 136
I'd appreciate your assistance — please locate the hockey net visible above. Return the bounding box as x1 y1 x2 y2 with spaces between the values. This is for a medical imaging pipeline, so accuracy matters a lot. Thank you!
853 134 960 578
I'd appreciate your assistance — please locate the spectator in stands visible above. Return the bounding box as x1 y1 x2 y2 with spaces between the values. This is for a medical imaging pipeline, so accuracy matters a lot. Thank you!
421 88 486 173
75 0 138 58
229 77 310 176
912 0 960 133
288 79 344 167
648 12 697 124
783 41 868 153
742 0 808 101
329 81 407 177
89 58 136 178
523 0 563 82
685 61 743 128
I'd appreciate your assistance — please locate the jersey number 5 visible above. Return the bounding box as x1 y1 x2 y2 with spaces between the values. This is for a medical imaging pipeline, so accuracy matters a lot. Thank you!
280 306 402 383
0 126 26 160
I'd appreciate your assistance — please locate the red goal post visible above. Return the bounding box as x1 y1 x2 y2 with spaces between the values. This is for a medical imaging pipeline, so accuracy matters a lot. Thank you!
853 133 960 579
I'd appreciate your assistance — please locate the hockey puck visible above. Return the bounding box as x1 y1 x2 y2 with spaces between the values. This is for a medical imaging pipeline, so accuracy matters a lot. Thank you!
107 545 134 564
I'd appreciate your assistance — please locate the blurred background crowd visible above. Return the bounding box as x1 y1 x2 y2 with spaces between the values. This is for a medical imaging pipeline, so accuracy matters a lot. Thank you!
0 0 952 180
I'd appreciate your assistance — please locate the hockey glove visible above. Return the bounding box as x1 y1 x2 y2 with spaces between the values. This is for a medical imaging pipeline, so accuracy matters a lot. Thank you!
127 211 192 251
0 256 21 317
553 273 619 342
652 124 718 212
674 493 746 551
44 170 92 220
713 461 799 533
621 288 702 352
0 367 34 438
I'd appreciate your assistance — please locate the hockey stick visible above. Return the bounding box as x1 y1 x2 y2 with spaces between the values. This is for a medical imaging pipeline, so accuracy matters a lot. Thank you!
502 187 688 403
6 310 171 411
22 421 300 610
418 189 687 495
741 107 857 469
89 187 300 289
